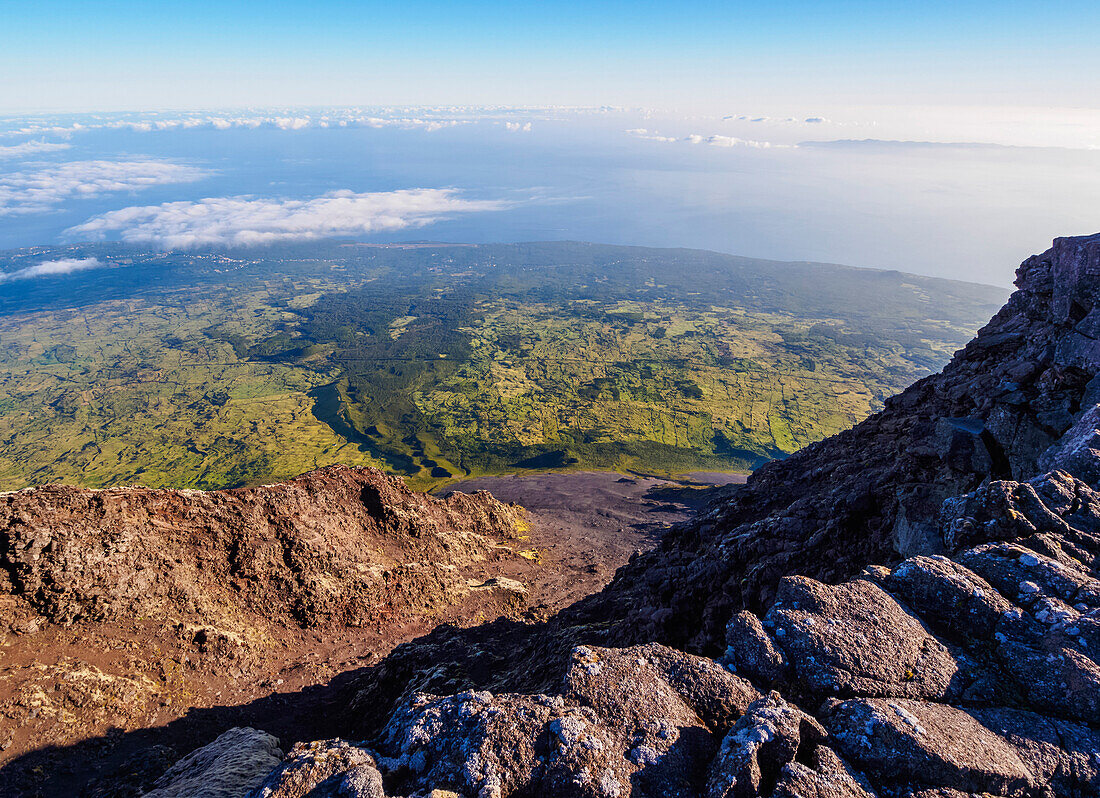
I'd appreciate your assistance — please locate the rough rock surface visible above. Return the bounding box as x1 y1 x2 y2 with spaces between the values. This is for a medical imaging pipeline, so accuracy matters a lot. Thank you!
375 643 756 798
0 464 526 629
704 691 826 798
142 727 283 798
305 459 1099 795
763 577 964 700
769 745 875 798
826 697 1037 796
246 738 385 798
14 234 1100 796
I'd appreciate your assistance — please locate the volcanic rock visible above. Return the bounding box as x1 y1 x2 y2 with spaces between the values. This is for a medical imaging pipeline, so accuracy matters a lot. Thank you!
143 727 283 798
763 576 964 700
825 698 1036 796
0 464 526 630
245 738 385 798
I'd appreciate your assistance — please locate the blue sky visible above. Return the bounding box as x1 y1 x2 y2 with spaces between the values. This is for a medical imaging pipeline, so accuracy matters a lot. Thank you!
2 1 1098 111
0 2 1097 285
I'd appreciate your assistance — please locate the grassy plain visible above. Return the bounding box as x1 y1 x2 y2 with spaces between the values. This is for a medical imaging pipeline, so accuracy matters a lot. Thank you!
0 277 383 489
0 242 1008 491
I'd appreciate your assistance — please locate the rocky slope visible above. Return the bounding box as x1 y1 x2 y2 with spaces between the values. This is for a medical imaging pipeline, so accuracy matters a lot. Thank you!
1 464 528 631
156 412 1100 798
8 234 1100 797
0 465 536 783
593 232 1100 652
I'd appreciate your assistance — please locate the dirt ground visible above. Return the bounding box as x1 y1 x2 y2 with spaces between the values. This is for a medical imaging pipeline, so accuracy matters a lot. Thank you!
440 471 745 611
0 471 742 797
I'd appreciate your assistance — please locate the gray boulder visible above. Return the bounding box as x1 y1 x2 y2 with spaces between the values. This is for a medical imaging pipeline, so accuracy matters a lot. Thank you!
883 555 1013 640
704 691 825 798
969 707 1100 798
826 699 1036 796
720 611 789 687
765 577 963 700
246 739 384 798
771 746 876 798
143 727 283 798
374 643 758 798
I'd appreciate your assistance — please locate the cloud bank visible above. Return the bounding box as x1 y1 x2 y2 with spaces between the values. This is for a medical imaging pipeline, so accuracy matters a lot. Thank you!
0 107 613 140
685 133 791 149
721 114 833 125
0 160 210 215
627 129 793 149
0 140 72 159
0 257 105 283
0 112 476 138
626 128 678 143
69 188 510 248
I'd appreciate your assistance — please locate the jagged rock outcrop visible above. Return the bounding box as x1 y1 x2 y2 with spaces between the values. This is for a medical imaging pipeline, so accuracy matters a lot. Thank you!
704 691 830 798
610 234 1100 650
0 465 527 631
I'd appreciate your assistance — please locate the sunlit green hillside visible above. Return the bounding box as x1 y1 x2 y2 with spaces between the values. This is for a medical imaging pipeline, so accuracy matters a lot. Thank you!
0 241 1008 490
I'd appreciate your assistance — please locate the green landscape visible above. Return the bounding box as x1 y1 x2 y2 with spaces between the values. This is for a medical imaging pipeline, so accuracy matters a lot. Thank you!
0 241 1008 491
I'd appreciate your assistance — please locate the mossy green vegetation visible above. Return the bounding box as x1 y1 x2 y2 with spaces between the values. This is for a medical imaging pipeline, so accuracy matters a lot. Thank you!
0 241 1008 490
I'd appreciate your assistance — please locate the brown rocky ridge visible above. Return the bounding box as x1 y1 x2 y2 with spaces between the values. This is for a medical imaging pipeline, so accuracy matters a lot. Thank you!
0 466 538 792
2 465 529 632
6 233 1100 797
0 441 712 795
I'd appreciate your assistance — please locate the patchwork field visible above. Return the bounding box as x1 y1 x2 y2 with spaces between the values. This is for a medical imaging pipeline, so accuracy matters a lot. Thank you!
0 241 1008 490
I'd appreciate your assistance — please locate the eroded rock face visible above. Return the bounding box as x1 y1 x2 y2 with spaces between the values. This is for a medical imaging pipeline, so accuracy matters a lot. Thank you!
143 727 283 798
0 465 526 630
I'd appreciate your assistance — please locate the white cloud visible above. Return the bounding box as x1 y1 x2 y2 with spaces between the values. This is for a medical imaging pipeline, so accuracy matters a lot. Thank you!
504 121 532 132
0 112 473 138
685 133 790 149
627 129 792 149
0 139 72 159
0 160 210 215
269 116 311 130
0 257 105 283
625 128 678 143
0 106 643 140
68 188 510 248
721 114 831 125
